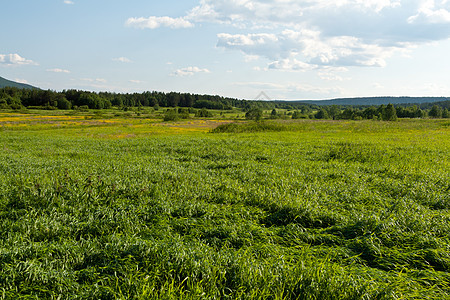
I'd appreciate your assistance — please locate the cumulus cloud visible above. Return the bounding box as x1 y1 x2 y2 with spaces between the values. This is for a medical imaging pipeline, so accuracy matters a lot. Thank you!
188 0 403 28
217 33 283 60
47 68 70 73
171 66 211 76
218 30 396 70
210 1 450 69
408 0 450 24
268 58 315 71
0 53 37 66
127 1 450 72
63 0 74 4
125 16 194 29
129 79 144 84
113 57 132 63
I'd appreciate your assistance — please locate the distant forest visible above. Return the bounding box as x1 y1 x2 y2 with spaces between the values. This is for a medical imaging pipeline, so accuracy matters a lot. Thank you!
0 87 274 110
0 87 449 120
294 96 450 106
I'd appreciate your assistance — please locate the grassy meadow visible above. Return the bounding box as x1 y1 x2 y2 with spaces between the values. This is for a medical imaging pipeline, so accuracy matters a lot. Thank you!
0 110 449 299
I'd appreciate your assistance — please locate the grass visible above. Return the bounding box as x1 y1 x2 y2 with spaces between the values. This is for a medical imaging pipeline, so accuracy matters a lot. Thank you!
0 112 449 299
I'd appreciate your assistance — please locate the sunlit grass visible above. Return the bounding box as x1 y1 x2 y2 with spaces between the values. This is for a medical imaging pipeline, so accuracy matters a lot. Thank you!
0 111 235 138
0 112 448 299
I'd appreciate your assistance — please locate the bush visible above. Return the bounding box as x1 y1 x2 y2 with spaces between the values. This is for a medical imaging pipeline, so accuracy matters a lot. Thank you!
177 108 190 119
245 108 263 121
0 100 10 109
195 108 213 118
443 109 449 118
292 111 308 119
164 109 180 121
211 122 289 133
76 105 90 112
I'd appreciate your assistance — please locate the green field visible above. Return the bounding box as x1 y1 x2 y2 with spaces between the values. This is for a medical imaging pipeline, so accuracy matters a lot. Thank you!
0 112 449 299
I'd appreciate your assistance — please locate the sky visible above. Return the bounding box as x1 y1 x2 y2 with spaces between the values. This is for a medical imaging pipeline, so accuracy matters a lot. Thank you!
1 0 450 100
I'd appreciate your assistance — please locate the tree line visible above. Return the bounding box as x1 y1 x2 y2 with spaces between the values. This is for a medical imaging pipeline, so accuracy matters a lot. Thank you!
1 87 449 120
279 103 448 120
0 87 277 111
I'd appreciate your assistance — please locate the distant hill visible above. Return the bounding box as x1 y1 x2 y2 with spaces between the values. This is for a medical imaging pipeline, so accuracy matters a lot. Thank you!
290 97 449 106
0 76 38 89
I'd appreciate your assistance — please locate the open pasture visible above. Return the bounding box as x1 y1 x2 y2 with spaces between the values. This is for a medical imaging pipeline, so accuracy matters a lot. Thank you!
0 111 234 138
0 112 449 299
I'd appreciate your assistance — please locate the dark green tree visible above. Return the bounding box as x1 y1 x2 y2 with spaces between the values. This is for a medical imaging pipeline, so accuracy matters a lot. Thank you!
442 108 449 118
291 111 303 119
341 108 355 120
270 109 278 118
314 109 329 119
328 105 341 120
56 95 72 109
382 103 398 121
362 106 379 119
245 108 263 121
429 105 443 118
195 108 213 118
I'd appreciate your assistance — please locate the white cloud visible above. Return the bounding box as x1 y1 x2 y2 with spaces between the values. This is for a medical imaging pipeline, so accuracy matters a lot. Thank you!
0 53 37 66
81 78 107 83
127 1 450 72
408 0 450 24
217 33 278 47
129 79 144 84
125 16 193 29
63 0 74 4
171 66 211 76
47 68 70 73
217 33 283 60
113 57 132 63
218 30 396 70
14 78 29 84
268 58 315 71
187 0 403 28
317 66 350 81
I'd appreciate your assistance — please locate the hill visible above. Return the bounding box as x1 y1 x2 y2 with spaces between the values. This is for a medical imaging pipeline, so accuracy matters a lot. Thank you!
0 76 38 89
290 96 449 106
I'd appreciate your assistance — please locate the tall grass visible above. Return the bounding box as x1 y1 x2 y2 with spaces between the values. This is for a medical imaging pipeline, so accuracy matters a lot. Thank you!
0 117 448 298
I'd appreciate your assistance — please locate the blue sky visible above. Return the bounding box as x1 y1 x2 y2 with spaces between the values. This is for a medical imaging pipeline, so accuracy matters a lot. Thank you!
1 0 450 100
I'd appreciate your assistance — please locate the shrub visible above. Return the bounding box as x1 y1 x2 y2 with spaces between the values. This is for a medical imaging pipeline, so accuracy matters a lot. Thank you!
195 108 213 118
211 122 289 133
164 109 180 121
245 108 263 121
